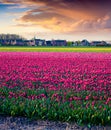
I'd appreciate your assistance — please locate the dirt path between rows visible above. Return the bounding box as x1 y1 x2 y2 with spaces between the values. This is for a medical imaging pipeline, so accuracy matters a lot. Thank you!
0 115 111 130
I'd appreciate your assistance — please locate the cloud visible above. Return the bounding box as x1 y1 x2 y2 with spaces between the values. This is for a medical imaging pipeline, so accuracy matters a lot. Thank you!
1 0 111 33
0 0 20 4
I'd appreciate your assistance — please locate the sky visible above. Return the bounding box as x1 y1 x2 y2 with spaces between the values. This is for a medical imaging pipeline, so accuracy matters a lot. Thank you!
0 0 111 41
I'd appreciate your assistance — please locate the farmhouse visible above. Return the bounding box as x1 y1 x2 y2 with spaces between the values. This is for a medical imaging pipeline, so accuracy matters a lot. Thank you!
35 39 46 46
46 41 53 46
91 41 107 46
80 39 90 46
52 40 67 46
0 39 15 46
16 39 24 46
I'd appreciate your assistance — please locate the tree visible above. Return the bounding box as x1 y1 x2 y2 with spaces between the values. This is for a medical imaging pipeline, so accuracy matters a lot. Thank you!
75 40 81 46
0 34 24 40
0 34 25 46
67 41 73 46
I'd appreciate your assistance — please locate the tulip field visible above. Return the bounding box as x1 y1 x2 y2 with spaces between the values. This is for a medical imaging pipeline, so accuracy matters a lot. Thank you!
0 52 111 125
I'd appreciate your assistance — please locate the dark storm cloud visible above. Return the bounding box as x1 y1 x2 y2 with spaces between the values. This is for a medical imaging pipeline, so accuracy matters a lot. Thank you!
1 0 111 11
1 0 111 17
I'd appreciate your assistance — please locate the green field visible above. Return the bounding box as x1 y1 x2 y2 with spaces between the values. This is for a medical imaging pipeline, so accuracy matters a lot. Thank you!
0 46 111 52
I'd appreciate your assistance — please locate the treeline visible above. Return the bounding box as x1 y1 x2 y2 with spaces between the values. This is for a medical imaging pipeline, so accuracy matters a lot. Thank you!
0 34 27 46
0 34 25 40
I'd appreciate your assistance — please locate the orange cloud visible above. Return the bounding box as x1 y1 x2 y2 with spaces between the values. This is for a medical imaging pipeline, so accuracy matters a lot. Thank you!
1 0 111 34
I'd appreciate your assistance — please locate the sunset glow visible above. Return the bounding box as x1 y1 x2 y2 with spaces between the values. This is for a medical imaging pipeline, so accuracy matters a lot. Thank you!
0 0 111 40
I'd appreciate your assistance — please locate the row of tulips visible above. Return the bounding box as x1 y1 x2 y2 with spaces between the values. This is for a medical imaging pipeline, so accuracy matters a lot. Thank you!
0 52 111 125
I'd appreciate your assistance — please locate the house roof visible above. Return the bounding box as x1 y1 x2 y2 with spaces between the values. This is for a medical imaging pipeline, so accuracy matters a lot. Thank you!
53 40 66 42
46 41 52 44
16 39 23 42
35 39 45 41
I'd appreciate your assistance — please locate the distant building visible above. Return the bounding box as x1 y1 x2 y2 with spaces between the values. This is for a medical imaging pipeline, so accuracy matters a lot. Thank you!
106 42 111 46
0 39 5 45
0 39 11 45
35 39 46 46
24 40 30 46
80 39 90 46
91 41 107 46
52 40 67 46
74 41 81 46
46 41 53 46
16 39 24 46
9 40 16 45
29 40 35 46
